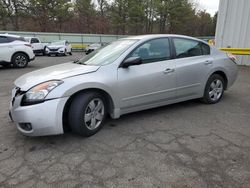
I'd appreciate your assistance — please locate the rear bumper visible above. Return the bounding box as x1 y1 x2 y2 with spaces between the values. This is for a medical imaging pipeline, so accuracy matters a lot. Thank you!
30 56 35 61
226 63 238 89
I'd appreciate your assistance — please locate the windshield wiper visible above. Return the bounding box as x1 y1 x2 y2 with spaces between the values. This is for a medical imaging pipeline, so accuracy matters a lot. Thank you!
73 60 86 65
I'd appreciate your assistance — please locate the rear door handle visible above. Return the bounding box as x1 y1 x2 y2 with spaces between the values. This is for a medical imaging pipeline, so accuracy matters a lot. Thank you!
204 60 213 65
164 68 175 74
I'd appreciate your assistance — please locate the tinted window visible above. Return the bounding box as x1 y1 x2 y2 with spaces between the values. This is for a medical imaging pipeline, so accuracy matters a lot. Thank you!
0 36 9 43
201 43 210 55
8 36 25 42
173 38 210 58
129 38 171 63
31 38 39 43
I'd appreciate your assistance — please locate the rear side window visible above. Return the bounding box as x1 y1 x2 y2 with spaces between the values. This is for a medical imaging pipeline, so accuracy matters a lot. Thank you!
0 36 9 43
129 38 171 64
8 36 25 42
173 38 210 58
201 43 210 55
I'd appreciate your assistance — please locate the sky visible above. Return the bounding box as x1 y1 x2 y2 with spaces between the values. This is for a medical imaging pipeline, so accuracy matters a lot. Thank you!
90 0 220 17
197 0 220 16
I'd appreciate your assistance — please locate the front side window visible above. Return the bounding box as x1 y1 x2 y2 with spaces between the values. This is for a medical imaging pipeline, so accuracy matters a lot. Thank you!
128 38 171 63
173 38 210 58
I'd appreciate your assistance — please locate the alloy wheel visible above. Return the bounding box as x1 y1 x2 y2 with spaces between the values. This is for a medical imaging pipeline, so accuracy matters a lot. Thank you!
209 79 223 101
84 98 105 130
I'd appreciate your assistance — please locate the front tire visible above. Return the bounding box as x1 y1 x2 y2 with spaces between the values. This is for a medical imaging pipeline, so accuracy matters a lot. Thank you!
202 74 225 104
68 92 107 137
12 53 28 68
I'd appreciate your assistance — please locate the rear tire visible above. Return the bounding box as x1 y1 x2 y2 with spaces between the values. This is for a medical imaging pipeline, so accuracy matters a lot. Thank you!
12 53 28 68
68 92 107 137
202 74 225 104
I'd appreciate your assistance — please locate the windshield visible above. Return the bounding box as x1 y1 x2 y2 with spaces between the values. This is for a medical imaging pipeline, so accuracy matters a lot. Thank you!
89 43 101 47
51 41 65 45
77 39 137 66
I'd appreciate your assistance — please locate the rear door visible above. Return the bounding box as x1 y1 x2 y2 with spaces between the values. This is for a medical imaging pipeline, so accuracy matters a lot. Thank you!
171 37 213 99
117 38 176 110
0 36 12 62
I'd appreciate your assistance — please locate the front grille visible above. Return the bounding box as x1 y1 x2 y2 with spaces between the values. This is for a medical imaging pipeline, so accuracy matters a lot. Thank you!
49 48 59 52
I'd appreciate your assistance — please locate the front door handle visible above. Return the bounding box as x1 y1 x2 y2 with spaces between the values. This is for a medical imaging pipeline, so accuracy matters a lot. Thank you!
164 68 175 74
204 60 213 65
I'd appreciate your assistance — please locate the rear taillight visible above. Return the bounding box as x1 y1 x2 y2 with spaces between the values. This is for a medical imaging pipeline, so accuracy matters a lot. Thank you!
227 53 237 64
24 44 32 48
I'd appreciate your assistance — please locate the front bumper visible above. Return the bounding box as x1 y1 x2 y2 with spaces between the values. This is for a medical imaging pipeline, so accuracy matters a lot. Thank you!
9 90 69 136
30 56 35 61
46 49 65 55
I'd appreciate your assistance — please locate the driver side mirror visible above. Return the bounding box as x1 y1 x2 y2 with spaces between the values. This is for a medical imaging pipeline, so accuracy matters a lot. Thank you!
121 57 142 68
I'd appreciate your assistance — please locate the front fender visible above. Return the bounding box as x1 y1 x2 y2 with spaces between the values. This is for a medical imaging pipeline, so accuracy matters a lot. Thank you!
46 79 119 110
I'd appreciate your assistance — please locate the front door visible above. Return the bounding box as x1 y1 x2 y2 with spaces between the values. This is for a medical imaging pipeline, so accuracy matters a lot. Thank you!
117 38 176 111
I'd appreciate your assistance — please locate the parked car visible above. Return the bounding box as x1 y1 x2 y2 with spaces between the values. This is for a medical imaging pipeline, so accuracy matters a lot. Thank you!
24 37 47 55
85 43 102 55
45 40 72 56
9 34 238 137
0 34 35 68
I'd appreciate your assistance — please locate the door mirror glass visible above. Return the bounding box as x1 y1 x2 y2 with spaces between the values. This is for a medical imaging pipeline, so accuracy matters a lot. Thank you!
121 57 142 68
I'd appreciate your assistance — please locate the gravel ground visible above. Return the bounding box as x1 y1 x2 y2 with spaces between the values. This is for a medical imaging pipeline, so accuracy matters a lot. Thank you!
0 53 250 188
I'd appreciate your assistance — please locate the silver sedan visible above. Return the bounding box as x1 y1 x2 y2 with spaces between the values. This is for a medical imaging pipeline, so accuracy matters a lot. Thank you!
9 35 238 137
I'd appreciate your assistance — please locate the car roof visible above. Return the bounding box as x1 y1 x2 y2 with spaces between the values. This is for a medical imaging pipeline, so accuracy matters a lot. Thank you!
0 33 22 38
52 40 66 42
24 37 38 39
124 34 207 43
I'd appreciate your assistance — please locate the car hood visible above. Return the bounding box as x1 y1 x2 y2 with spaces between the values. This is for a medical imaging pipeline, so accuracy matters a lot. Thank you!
15 62 100 91
47 45 64 49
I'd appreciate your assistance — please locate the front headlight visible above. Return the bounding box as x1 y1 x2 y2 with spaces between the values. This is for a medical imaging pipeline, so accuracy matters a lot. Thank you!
22 80 63 105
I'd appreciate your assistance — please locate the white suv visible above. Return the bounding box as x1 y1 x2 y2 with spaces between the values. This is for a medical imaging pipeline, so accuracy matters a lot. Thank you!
0 34 35 68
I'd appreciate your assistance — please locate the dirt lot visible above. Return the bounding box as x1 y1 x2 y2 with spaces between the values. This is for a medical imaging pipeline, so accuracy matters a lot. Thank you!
0 53 250 188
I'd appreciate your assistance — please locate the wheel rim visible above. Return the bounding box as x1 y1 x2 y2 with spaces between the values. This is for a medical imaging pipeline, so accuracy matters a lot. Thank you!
84 98 105 130
15 55 27 67
209 79 223 101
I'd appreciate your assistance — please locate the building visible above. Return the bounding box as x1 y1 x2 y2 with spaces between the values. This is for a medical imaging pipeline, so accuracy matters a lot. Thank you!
215 0 250 65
